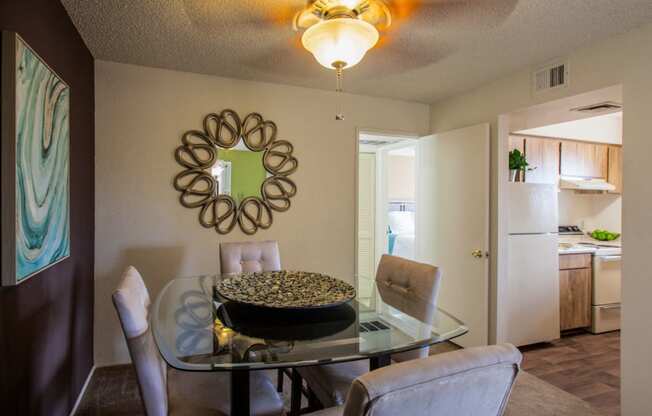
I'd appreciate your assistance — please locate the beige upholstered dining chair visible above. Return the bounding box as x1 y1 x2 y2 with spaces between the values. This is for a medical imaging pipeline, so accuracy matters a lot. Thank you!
297 254 442 408
219 240 281 275
219 240 289 392
112 266 283 416
309 344 522 416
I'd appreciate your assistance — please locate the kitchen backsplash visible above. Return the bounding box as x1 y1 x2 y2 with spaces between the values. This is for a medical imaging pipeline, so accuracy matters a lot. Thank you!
558 190 622 232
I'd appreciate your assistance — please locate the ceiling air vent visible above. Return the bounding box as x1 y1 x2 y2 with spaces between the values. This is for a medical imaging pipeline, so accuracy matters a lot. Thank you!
359 139 392 146
533 62 569 93
570 101 623 114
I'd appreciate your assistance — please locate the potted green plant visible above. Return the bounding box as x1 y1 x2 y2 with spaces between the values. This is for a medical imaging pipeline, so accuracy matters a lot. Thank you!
509 149 532 182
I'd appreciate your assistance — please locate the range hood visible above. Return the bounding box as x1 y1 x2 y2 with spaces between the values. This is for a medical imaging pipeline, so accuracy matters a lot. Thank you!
560 176 616 192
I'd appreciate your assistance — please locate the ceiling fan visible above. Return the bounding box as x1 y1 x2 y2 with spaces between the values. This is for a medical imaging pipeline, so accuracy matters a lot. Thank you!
293 1 390 119
182 0 518 117
294 0 518 118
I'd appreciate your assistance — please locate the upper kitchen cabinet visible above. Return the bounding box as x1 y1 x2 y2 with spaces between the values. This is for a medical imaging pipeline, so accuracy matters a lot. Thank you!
524 137 561 185
509 135 525 153
560 141 609 179
608 145 623 194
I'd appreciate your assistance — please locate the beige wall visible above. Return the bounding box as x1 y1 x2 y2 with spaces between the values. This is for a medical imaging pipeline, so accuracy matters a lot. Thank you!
387 155 416 201
94 61 429 365
620 35 652 415
430 22 652 415
558 191 622 233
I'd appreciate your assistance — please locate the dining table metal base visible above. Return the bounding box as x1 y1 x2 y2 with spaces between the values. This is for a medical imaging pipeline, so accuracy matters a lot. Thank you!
231 370 250 416
370 354 392 371
288 354 393 416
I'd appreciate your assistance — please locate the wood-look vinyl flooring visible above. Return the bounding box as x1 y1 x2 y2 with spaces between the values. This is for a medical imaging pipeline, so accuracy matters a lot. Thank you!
520 330 620 416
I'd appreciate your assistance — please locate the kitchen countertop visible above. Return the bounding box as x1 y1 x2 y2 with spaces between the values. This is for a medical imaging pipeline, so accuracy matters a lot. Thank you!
558 245 598 255
558 235 622 255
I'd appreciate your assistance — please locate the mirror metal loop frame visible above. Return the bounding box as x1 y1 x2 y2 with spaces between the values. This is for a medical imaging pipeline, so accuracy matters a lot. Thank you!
174 110 298 234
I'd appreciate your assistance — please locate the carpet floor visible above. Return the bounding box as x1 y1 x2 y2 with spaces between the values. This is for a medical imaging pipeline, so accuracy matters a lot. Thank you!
75 360 603 416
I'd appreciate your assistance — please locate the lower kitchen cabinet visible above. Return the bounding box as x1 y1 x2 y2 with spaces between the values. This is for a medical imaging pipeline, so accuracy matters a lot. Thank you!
559 255 592 331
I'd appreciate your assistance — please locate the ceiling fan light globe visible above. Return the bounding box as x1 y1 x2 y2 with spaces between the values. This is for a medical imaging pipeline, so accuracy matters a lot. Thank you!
301 18 379 70
339 0 361 10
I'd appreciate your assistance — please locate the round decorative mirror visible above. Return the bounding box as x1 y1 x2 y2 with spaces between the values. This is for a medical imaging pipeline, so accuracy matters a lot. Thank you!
173 110 298 235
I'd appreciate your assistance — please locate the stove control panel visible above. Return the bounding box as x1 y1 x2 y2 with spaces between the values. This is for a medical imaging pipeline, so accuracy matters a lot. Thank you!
559 225 583 235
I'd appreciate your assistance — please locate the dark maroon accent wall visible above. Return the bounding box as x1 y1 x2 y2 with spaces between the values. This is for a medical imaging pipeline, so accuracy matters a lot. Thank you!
0 1 94 415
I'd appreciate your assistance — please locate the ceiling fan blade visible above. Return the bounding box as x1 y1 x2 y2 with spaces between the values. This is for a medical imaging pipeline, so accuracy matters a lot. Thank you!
239 42 330 82
355 38 454 77
351 0 517 75
385 0 518 31
182 0 305 31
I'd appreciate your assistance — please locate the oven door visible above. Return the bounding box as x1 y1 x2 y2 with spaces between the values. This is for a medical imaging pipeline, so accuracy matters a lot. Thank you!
592 304 621 333
592 255 622 305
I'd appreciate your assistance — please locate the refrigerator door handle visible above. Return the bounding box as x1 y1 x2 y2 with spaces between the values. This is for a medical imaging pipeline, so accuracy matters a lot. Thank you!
598 304 621 310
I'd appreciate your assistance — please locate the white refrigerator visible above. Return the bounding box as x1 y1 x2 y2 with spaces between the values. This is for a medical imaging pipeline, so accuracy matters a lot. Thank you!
505 183 560 346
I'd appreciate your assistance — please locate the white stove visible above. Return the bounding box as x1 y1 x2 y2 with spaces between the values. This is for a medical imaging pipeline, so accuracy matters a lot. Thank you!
574 242 621 256
558 225 621 333
558 225 621 256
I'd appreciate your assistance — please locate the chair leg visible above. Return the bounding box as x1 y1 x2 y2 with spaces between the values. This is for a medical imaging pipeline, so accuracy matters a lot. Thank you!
306 386 324 412
277 368 284 393
290 369 302 416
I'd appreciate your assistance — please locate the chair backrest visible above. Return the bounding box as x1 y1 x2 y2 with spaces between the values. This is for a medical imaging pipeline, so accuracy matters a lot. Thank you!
375 254 442 360
343 344 522 416
112 266 168 416
219 240 281 274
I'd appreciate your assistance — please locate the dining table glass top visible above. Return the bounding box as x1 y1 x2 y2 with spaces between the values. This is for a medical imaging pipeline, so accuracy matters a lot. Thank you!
152 274 468 371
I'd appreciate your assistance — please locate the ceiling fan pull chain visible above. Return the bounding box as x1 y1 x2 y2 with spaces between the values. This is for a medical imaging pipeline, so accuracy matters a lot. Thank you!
335 63 345 121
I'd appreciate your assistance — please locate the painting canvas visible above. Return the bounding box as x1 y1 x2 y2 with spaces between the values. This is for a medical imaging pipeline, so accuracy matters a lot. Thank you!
1 32 70 285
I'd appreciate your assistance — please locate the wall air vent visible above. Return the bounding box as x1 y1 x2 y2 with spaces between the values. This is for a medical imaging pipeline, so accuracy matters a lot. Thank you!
533 62 569 93
570 101 623 113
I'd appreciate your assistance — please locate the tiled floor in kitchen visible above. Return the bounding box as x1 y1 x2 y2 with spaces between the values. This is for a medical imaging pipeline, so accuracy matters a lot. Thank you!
520 331 620 416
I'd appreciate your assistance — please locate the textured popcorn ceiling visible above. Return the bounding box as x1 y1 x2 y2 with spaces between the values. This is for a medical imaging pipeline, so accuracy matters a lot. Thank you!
62 0 652 103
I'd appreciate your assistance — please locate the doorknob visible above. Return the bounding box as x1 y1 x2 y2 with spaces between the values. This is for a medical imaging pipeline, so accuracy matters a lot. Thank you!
471 249 486 259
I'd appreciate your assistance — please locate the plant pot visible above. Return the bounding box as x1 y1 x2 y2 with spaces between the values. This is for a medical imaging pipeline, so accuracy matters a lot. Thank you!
509 169 518 182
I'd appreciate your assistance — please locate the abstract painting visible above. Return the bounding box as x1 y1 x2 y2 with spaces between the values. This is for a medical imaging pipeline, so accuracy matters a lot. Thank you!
1 32 70 285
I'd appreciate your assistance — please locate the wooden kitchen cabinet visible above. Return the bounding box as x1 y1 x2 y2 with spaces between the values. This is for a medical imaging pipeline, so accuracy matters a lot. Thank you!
508 135 621 188
559 253 592 269
560 141 609 179
559 254 592 331
509 135 525 153
524 137 560 185
608 145 623 194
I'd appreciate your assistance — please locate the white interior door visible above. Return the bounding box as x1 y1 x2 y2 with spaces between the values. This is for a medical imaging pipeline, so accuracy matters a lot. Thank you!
416 124 490 347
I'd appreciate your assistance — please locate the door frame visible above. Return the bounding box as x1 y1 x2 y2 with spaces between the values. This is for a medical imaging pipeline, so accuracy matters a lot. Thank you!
494 115 511 344
355 128 420 290
494 86 624 344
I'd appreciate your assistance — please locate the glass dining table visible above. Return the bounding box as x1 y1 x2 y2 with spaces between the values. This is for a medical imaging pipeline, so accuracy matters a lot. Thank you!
152 274 468 416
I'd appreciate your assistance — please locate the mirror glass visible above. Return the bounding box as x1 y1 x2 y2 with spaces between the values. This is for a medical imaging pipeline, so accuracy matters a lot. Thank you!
211 141 268 203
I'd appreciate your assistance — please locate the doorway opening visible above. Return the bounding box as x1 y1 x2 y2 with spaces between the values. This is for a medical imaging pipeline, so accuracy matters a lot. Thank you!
497 84 623 415
357 125 491 347
356 132 417 307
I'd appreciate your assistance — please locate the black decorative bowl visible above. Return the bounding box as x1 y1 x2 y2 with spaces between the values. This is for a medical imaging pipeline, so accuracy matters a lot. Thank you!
216 301 357 341
214 270 356 310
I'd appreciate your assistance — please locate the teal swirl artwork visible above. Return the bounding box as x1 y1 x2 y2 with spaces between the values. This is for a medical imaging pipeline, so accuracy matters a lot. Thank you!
14 37 70 281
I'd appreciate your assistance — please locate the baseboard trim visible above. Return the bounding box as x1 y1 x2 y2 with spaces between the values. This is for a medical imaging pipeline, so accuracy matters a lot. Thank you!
69 365 96 416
